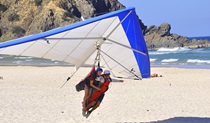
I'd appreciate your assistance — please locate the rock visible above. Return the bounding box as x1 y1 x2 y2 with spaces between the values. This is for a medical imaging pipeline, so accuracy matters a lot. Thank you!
40 9 56 32
92 0 125 15
185 39 210 48
157 23 171 37
144 23 210 49
138 17 147 34
49 9 54 17
145 25 156 36
0 29 2 37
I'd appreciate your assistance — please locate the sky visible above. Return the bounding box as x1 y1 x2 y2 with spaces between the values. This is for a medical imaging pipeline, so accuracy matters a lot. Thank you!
118 0 210 37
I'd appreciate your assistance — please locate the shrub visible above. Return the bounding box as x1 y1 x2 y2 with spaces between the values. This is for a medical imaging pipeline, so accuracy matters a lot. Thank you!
62 11 71 21
8 13 20 22
15 0 19 4
0 4 7 12
11 26 26 37
34 0 42 6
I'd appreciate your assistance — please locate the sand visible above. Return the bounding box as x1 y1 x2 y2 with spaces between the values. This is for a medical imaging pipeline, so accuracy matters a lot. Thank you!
0 66 210 123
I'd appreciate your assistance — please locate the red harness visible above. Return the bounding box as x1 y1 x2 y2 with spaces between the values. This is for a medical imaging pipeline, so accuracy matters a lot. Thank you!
89 74 112 103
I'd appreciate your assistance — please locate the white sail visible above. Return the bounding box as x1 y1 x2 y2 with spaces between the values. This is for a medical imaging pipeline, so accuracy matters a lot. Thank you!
0 7 150 79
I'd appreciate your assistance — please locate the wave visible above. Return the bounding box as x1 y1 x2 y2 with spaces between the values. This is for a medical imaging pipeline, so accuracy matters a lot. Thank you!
187 59 210 64
162 59 179 62
0 57 4 59
149 52 170 55
191 48 210 54
25 59 33 62
150 58 157 62
15 56 33 59
157 47 191 52
12 61 23 64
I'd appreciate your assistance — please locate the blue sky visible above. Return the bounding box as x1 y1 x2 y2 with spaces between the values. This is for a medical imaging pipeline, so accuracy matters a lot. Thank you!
118 0 210 37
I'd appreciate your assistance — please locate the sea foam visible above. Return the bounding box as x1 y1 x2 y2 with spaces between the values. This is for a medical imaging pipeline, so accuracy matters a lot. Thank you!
162 59 179 62
15 56 33 59
150 58 157 62
157 47 191 52
187 59 210 64
149 52 170 55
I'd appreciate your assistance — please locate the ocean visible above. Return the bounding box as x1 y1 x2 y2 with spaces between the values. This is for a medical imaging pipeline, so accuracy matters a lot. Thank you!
188 36 210 41
1 47 210 69
0 55 70 66
149 47 210 69
0 36 210 69
150 36 210 69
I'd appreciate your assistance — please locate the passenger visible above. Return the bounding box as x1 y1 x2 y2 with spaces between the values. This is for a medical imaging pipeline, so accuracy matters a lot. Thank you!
83 70 123 118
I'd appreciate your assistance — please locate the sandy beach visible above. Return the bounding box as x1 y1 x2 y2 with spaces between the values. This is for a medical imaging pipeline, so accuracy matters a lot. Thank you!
0 66 210 123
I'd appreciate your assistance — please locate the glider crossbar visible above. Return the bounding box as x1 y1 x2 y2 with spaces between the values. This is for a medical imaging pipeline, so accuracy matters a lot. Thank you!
100 52 116 77
106 38 147 56
105 10 133 39
44 37 102 40
99 49 142 80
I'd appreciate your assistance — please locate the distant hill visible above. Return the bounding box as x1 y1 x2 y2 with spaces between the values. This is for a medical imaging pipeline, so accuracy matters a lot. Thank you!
0 0 209 49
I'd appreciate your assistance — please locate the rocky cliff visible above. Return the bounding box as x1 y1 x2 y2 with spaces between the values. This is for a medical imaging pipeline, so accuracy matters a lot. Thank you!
0 0 209 49
144 23 210 49
0 0 126 41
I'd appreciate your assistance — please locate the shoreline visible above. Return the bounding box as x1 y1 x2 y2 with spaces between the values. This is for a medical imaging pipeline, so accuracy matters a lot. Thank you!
151 64 210 70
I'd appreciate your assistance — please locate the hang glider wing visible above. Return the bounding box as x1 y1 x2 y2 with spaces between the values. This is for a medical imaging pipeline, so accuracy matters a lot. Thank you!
0 7 150 79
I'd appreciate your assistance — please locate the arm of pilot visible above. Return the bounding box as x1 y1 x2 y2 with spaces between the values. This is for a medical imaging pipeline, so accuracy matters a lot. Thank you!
90 80 101 91
112 78 124 83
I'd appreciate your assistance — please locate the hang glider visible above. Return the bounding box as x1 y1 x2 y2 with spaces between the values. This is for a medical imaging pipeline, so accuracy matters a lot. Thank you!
0 7 150 79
